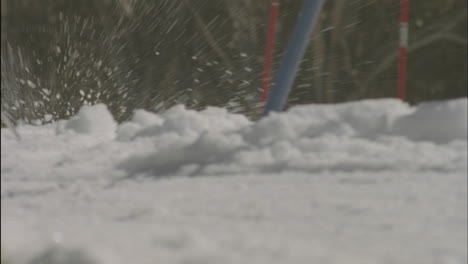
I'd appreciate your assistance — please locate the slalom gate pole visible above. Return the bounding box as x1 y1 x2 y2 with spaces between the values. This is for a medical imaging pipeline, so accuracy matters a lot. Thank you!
260 0 280 104
263 0 325 115
398 0 409 101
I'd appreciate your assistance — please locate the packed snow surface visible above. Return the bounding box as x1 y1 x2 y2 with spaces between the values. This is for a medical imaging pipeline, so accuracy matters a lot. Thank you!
1 98 467 264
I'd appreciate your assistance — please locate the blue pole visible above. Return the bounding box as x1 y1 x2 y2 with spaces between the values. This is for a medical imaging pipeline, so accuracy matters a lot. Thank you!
263 0 325 115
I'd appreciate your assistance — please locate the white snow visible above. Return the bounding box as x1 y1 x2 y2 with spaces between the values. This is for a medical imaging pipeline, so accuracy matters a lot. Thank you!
1 98 467 264
58 104 117 140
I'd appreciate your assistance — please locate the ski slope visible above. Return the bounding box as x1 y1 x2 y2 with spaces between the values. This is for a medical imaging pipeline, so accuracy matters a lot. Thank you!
1 98 467 264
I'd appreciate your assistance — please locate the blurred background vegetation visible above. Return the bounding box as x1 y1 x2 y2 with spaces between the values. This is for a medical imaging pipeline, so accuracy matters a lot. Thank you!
1 0 467 124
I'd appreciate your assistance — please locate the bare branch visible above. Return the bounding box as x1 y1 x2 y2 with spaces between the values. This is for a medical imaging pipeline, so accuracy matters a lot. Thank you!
348 11 467 100
440 33 468 45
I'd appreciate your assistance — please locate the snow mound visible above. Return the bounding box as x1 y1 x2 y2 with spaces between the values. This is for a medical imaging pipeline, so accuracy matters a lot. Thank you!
1 98 466 179
391 98 468 143
58 104 117 139
118 98 467 176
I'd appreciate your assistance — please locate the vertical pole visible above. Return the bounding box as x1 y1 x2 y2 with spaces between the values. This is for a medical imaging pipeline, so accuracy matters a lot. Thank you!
263 0 325 115
398 0 409 101
261 0 280 104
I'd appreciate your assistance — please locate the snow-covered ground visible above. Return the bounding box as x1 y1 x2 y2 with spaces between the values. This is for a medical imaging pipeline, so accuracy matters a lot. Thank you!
1 98 467 264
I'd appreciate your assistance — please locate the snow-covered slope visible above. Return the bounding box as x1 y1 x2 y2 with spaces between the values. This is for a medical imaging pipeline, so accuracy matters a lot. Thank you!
1 99 467 264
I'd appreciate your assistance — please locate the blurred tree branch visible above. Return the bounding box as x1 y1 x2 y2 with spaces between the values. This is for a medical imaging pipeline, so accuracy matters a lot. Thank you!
348 10 467 100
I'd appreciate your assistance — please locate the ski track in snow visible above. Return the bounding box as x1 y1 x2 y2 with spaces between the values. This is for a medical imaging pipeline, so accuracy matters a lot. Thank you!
1 98 467 264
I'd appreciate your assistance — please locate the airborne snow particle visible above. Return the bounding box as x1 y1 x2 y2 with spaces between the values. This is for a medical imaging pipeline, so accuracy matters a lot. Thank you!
27 80 37 89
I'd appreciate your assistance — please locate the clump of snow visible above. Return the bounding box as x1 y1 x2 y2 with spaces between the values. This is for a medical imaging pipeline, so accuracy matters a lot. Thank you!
116 109 164 141
391 98 468 143
131 105 250 140
57 104 117 139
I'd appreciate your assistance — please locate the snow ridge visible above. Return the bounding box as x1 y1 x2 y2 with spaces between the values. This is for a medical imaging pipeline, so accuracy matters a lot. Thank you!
1 99 466 179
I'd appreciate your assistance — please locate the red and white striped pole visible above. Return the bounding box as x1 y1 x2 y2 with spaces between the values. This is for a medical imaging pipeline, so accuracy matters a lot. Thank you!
398 0 409 101
261 0 280 103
